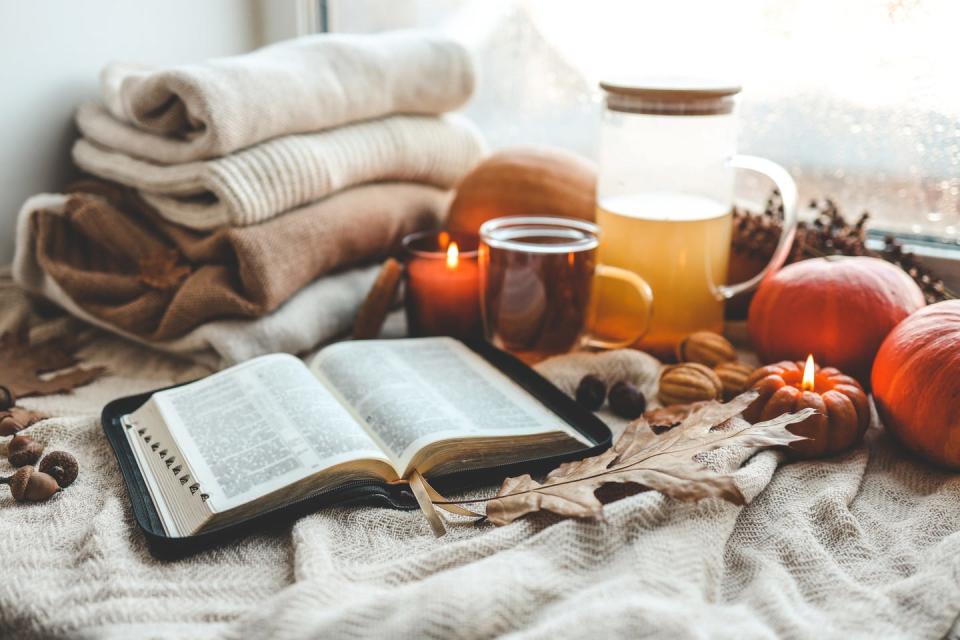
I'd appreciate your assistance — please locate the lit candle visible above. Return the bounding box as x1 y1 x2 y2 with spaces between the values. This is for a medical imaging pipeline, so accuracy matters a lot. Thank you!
744 354 870 458
402 230 482 340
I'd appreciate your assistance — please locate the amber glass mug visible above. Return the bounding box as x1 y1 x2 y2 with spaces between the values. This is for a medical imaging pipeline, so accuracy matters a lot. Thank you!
478 216 653 363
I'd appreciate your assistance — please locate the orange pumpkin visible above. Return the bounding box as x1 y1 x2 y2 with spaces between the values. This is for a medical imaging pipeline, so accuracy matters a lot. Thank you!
446 146 597 234
748 256 925 385
872 300 960 469
744 360 870 458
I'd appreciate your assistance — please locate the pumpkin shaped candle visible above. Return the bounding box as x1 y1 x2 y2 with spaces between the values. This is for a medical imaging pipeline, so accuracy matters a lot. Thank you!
743 356 870 459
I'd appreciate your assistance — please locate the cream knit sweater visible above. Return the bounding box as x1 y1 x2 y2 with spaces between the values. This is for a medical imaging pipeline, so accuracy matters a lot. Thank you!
92 30 476 163
74 110 484 229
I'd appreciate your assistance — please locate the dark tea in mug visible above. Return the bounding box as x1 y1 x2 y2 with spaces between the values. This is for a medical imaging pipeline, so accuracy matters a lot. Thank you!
479 217 599 362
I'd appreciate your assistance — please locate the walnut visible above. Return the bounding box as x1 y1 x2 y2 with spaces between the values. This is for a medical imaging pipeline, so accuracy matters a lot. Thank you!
658 363 723 406
675 331 736 367
713 361 757 401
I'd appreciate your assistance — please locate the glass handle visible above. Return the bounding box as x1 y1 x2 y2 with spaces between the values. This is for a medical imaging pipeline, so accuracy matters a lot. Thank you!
716 154 798 300
582 264 654 350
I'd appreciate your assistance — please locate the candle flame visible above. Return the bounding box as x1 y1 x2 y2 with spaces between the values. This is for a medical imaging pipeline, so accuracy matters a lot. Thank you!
446 241 459 269
801 354 816 392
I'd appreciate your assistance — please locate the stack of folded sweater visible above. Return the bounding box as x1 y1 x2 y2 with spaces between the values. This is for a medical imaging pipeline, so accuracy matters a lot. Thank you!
13 31 485 368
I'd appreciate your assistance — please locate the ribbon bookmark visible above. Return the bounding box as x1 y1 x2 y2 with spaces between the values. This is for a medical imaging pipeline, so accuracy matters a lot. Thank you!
408 470 446 537
407 471 484 537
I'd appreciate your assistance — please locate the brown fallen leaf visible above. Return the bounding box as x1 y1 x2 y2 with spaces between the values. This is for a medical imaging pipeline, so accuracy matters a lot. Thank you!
2 407 48 427
139 249 191 291
484 390 815 526
644 401 711 433
0 327 107 398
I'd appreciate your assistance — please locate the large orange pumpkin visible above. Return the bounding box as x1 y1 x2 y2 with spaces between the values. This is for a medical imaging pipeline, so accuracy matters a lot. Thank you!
748 256 925 385
446 146 597 234
872 300 960 469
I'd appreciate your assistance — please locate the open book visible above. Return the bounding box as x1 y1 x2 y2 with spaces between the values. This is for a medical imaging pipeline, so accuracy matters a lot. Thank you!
121 338 591 538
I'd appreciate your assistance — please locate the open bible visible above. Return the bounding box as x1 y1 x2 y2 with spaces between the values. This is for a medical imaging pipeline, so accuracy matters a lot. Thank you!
119 338 596 538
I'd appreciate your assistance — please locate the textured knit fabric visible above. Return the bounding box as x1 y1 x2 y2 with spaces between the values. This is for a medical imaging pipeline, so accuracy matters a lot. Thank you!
11 200 385 369
90 30 475 163
13 185 444 341
13 260 380 370
73 111 484 229
1 279 959 639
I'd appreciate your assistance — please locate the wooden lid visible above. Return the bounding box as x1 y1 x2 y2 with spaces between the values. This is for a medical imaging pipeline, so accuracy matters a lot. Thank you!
600 77 741 115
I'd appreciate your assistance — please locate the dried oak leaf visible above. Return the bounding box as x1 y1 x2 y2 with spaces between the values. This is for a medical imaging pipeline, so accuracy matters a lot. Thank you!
0 329 106 398
485 391 815 526
2 407 48 427
644 401 712 433
139 249 191 291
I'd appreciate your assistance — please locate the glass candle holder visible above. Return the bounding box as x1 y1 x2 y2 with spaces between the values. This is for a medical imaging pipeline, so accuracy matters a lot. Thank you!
402 230 482 340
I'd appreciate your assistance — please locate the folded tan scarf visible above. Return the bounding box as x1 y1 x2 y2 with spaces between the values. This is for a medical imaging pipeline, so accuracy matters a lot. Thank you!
16 182 446 342
74 112 483 229
92 30 475 163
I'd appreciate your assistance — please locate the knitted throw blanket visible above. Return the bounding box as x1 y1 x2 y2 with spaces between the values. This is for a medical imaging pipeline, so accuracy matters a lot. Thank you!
1 285 959 639
14 183 445 341
11 200 385 369
91 31 475 163
74 111 484 229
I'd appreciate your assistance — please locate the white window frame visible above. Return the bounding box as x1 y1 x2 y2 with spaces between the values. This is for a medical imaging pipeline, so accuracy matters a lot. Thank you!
304 0 960 292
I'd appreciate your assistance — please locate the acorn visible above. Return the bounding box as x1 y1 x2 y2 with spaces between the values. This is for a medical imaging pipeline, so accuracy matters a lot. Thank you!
8 434 44 467
0 415 23 437
0 386 14 411
1 466 61 502
39 451 79 488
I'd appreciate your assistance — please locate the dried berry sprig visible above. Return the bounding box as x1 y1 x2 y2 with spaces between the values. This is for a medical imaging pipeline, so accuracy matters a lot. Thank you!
732 193 957 303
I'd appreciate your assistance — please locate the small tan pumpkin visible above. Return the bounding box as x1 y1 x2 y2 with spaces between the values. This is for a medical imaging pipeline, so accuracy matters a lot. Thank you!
446 146 597 234
743 360 870 459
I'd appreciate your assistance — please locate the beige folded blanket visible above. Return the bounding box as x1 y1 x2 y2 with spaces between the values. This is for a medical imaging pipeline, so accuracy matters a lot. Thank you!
92 30 475 163
74 111 483 229
12 183 445 344
20 254 380 370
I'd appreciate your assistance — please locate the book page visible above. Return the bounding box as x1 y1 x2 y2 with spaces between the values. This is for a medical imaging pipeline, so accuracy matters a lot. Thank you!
148 353 390 513
311 338 586 469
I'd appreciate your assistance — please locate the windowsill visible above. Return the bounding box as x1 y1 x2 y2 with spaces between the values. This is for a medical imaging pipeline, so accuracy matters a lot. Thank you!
866 230 960 293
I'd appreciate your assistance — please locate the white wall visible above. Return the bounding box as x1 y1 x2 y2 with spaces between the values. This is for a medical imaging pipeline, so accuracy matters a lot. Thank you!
0 0 264 264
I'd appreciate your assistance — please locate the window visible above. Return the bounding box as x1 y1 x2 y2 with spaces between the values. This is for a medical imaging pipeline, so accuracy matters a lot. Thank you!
324 0 960 248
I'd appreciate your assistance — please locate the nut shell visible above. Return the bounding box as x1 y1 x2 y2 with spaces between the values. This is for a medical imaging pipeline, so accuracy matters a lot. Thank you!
39 451 79 488
0 386 14 411
0 415 23 437
7 466 31 500
8 434 44 467
658 363 723 406
676 331 737 367
714 361 757 401
4 466 61 502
